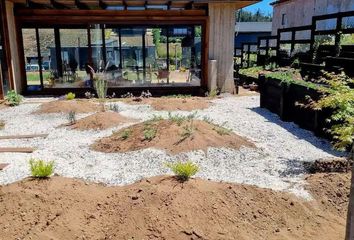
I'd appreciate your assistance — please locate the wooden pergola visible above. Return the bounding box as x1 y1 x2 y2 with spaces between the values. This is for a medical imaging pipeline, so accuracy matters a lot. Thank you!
9 0 255 10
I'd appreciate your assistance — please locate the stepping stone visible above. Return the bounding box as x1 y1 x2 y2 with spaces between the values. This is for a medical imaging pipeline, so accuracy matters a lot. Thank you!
0 148 35 153
0 134 48 140
0 163 9 170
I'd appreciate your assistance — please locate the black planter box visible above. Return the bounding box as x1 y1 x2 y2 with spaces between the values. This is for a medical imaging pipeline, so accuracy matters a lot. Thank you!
259 75 332 139
238 74 259 85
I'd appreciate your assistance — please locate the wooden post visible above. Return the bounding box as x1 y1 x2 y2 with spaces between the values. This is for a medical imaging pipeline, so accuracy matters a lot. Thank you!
208 3 237 93
346 162 354 240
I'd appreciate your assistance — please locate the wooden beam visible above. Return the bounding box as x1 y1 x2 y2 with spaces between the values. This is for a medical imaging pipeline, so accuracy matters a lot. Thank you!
0 134 48 140
0 147 35 153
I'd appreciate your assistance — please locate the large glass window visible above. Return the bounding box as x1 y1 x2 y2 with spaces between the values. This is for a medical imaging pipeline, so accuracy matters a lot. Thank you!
22 28 41 90
21 24 203 90
38 29 57 88
59 28 90 88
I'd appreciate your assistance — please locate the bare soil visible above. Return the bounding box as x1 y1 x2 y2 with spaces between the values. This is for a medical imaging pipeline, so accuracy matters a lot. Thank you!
120 97 210 111
305 172 351 216
91 119 255 154
0 173 349 240
68 112 135 131
34 100 100 114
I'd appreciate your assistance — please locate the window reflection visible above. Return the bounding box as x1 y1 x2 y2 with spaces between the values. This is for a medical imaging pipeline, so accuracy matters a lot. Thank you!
22 24 203 90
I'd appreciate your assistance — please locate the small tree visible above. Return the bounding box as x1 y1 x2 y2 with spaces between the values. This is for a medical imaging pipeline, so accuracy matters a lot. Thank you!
313 72 354 240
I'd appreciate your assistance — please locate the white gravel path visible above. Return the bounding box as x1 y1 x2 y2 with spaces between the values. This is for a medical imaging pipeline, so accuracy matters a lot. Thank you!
0 95 343 199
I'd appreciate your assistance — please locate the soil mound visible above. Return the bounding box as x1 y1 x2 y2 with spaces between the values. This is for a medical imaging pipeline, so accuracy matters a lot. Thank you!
305 172 350 216
91 119 255 154
69 112 134 131
34 100 100 114
122 97 210 111
0 174 348 240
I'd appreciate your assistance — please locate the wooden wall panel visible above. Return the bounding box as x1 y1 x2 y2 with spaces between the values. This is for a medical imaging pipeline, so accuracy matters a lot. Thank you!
208 3 238 93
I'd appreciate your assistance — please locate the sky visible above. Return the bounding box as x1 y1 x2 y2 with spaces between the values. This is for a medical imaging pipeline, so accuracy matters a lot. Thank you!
243 0 274 15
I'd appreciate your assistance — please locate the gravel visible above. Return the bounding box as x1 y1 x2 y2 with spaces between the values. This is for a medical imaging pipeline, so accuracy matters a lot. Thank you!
0 95 344 199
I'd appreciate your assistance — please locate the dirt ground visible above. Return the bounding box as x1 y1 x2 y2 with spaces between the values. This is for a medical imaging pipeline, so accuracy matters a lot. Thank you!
120 97 211 111
68 112 135 131
34 100 100 114
91 119 255 154
0 173 349 240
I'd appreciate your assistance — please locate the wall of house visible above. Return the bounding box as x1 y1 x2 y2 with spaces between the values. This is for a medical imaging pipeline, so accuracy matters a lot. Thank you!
208 3 238 93
272 0 354 34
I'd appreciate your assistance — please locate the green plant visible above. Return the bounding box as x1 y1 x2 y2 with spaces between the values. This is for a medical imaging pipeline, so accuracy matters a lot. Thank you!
0 120 5 130
213 123 232 136
29 159 54 178
239 66 264 78
179 120 195 142
312 72 354 159
5 90 22 106
166 161 199 182
65 92 76 100
67 111 76 125
168 112 187 126
109 104 120 112
121 128 132 140
143 127 157 141
207 89 219 98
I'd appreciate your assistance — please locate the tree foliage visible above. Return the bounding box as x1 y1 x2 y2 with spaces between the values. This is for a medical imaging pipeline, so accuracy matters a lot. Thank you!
236 9 272 22
313 72 354 158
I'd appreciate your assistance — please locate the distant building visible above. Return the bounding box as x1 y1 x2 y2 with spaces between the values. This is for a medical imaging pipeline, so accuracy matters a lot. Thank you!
271 0 354 34
235 22 272 48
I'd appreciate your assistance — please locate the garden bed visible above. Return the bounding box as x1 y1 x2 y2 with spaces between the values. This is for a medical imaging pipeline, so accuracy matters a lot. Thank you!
0 172 349 240
258 74 331 138
67 112 135 131
34 100 100 114
91 118 255 155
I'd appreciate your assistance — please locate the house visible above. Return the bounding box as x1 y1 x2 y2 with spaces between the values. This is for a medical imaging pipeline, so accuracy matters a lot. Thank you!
271 0 354 35
0 0 260 99
235 22 272 48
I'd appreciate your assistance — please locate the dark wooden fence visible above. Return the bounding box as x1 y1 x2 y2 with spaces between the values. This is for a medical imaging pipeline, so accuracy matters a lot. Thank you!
235 10 354 74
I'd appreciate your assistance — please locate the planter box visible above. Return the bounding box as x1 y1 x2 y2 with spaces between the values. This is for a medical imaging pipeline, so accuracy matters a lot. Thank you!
259 75 332 139
238 74 259 85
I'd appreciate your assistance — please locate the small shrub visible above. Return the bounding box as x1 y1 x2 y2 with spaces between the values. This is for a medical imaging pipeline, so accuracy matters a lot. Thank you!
168 112 187 126
5 90 22 106
202 116 213 124
65 92 76 100
67 111 76 125
143 127 157 141
109 104 120 112
121 128 132 140
150 115 163 122
29 159 54 178
0 120 5 130
166 161 199 182
213 123 232 136
179 121 195 142
140 90 152 98
121 92 134 98
206 89 219 98
85 91 95 99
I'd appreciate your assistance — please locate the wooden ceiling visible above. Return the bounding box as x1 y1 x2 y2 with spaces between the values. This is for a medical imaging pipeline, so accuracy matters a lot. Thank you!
8 0 257 10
